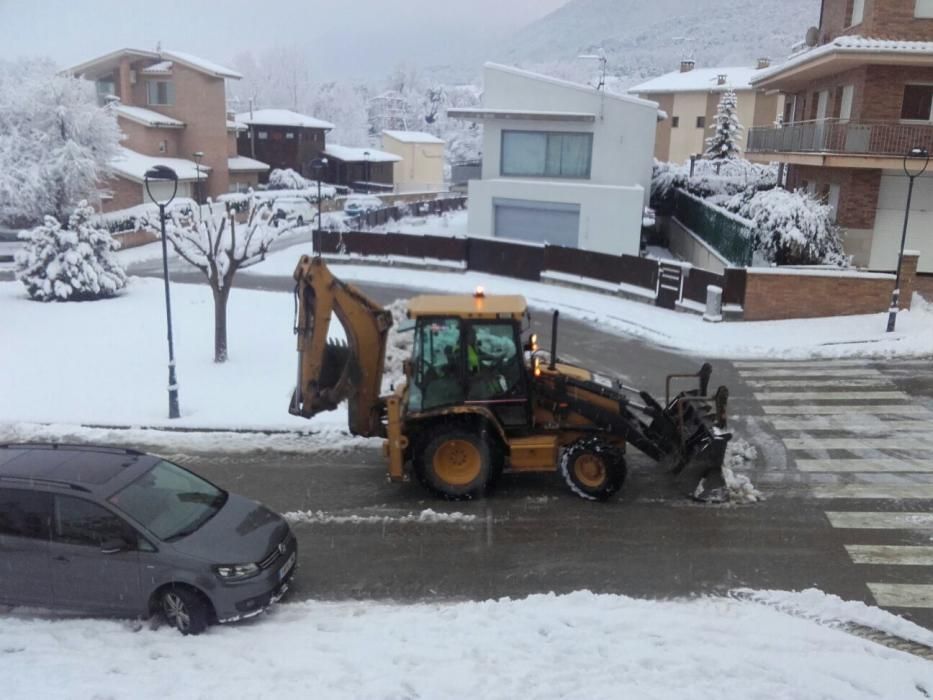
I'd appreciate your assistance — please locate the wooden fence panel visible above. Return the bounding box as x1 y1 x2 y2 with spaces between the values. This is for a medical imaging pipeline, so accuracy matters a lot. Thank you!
467 238 543 281
683 268 725 305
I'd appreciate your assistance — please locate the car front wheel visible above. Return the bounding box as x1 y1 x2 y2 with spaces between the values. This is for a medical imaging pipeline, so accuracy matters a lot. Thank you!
161 587 210 635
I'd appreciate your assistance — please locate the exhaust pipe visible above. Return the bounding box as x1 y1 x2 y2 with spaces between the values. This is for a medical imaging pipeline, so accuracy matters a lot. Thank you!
549 310 559 370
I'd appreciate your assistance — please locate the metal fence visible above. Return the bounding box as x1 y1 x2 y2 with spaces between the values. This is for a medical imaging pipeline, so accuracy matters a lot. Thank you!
673 189 755 267
747 120 933 157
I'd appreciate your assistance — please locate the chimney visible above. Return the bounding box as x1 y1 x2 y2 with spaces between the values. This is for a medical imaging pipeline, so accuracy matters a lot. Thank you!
717 74 727 85
680 59 695 73
757 57 771 70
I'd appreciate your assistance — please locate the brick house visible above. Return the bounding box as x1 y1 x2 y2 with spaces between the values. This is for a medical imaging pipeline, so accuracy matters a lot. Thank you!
234 109 334 182
630 59 784 163
68 48 269 211
745 0 933 291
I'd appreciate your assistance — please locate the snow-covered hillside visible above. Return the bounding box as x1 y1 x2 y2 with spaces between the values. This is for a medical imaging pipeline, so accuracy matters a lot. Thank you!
499 0 819 87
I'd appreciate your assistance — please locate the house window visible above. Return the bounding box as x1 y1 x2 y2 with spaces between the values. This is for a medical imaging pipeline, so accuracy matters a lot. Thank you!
96 78 116 106
901 85 933 121
671 116 680 128
916 0 933 18
500 130 593 178
846 0 865 26
696 116 706 129
258 131 268 140
146 80 175 106
285 132 295 140
839 85 854 121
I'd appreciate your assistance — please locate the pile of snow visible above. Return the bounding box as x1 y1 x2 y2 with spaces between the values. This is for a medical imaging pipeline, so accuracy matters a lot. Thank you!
14 202 127 301
372 208 468 237
284 508 477 525
723 437 763 504
3 590 931 699
381 299 412 392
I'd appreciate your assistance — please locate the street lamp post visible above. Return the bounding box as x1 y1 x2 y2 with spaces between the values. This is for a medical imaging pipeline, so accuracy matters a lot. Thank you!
310 157 329 232
886 146 929 333
363 150 370 193
192 151 204 218
144 165 181 419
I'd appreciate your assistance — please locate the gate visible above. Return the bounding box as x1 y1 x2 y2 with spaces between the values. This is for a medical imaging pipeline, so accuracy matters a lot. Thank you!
656 263 683 309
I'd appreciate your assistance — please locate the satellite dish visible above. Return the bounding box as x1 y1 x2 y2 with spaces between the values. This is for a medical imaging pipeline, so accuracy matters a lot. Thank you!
805 26 819 47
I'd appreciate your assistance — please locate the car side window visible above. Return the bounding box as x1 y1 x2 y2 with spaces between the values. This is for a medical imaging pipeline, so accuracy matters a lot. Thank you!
0 488 52 540
53 495 137 549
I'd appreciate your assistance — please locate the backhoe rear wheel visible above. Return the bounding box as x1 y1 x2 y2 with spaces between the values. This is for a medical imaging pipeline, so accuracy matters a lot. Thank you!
416 427 493 500
560 439 626 502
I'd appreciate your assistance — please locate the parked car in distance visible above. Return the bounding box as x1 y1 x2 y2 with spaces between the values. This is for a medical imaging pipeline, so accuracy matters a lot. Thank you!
0 444 297 635
343 194 384 217
268 194 316 227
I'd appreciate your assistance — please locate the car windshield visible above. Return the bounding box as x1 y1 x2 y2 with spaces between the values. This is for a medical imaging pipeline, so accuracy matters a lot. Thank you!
108 460 228 541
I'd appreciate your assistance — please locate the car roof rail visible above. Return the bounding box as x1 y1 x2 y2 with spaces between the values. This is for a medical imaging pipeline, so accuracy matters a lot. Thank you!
0 442 145 457
0 475 91 493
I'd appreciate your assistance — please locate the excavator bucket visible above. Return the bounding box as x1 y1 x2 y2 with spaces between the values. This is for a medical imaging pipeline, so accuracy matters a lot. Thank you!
289 256 392 438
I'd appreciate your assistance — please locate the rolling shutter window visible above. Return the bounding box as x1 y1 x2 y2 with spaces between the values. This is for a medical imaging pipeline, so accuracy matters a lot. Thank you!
493 199 580 247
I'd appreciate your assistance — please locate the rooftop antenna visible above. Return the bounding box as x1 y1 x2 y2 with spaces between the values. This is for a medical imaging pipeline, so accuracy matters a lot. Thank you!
156 40 162 53
577 53 607 91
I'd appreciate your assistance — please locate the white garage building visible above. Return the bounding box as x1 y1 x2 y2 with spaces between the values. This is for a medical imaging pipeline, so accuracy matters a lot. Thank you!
449 63 659 256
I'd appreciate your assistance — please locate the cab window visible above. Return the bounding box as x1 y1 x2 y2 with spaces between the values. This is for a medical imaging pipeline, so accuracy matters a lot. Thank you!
408 318 465 411
465 322 523 401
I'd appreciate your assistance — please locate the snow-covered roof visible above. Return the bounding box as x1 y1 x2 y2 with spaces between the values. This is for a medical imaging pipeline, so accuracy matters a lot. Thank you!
752 36 933 84
227 119 247 131
110 147 211 183
448 107 596 122
483 63 658 110
323 145 402 163
629 66 766 95
141 61 173 75
113 104 185 129
228 155 270 172
382 130 445 144
160 50 241 79
235 109 335 130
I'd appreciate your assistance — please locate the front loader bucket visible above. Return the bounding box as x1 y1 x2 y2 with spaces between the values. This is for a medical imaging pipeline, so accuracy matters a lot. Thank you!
674 432 731 503
290 339 356 416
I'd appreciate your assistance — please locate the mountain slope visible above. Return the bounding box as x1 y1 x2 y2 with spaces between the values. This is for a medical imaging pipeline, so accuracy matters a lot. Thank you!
499 0 819 86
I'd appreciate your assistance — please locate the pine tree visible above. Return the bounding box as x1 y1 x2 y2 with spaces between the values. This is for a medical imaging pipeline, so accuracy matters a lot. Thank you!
705 89 744 160
14 201 127 301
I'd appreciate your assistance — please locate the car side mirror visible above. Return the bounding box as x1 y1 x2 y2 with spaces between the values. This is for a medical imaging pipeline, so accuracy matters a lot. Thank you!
100 537 128 554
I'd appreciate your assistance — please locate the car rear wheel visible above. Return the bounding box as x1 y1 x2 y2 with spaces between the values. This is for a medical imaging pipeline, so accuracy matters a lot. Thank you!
161 586 210 636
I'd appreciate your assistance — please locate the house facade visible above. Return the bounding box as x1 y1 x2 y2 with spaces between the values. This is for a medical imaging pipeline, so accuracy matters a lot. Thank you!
449 63 658 257
381 130 446 192
630 59 784 163
321 145 401 191
745 0 933 278
69 48 268 211
235 109 334 181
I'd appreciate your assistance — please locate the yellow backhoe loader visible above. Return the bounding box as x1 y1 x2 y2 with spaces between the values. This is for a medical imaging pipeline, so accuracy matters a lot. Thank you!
289 256 732 502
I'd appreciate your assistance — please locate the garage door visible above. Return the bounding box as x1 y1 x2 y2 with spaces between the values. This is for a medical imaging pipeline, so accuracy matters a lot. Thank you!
493 198 580 247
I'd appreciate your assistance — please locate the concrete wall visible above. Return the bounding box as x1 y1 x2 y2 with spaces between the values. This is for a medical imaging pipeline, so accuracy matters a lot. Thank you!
382 136 445 191
467 178 644 256
664 216 728 273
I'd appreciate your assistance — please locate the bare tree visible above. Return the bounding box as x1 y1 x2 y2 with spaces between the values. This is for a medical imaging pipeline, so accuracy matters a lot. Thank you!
143 196 299 362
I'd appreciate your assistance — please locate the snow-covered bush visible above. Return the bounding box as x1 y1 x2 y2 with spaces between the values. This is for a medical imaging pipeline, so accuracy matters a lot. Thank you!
0 58 121 228
14 201 127 301
705 89 743 160
722 188 847 266
651 159 777 209
267 168 310 190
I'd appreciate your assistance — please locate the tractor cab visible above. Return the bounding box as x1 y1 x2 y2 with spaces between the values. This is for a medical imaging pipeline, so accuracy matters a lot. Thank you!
405 290 532 430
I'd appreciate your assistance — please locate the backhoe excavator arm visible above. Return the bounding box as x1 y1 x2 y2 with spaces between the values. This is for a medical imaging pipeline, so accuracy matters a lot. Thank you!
289 255 393 438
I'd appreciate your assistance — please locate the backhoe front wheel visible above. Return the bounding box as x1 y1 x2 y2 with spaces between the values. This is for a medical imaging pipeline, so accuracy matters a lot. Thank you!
560 439 626 502
416 427 493 500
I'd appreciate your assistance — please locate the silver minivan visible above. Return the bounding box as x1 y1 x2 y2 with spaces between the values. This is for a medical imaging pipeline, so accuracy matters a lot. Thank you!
0 444 297 634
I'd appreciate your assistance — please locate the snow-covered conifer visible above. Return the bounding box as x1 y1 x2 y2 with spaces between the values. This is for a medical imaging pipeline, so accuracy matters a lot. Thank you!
705 89 743 160
14 201 127 301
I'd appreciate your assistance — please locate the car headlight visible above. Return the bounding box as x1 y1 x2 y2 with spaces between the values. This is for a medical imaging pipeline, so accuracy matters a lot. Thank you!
213 563 260 581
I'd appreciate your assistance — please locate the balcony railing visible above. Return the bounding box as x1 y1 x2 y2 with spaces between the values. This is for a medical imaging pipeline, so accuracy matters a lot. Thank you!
747 119 933 157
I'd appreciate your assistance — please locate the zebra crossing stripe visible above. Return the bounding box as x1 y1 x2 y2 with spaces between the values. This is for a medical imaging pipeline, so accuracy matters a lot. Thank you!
797 458 933 472
761 404 929 415
739 369 884 378
734 360 873 368
753 391 907 401
845 545 933 566
785 436 933 450
744 379 895 389
826 512 933 529
811 484 933 499
867 583 933 609
768 417 927 431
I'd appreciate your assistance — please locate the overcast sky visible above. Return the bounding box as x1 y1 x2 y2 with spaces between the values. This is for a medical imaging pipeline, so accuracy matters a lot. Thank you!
0 0 570 78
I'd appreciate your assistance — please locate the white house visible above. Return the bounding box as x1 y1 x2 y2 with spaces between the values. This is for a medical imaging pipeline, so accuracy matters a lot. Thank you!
448 63 659 256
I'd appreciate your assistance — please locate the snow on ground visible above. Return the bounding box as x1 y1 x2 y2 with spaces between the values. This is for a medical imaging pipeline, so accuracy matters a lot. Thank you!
246 257 933 360
284 508 477 525
723 437 763 504
0 277 357 441
370 208 468 236
2 591 931 700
